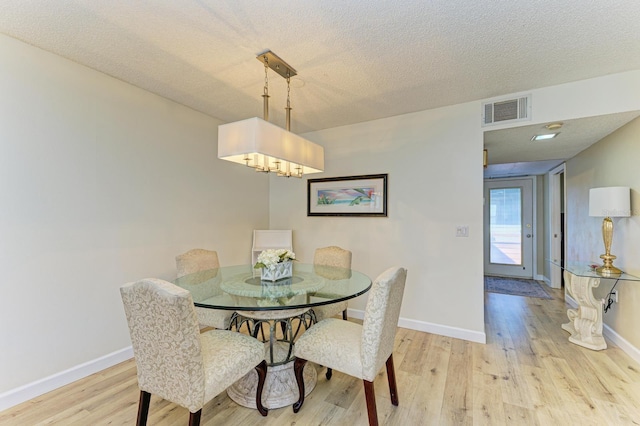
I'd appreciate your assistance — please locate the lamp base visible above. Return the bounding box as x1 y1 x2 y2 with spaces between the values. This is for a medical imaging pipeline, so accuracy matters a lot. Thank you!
596 254 622 277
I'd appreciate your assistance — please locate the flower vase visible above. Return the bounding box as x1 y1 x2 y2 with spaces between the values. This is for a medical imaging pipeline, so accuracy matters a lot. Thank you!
261 260 293 282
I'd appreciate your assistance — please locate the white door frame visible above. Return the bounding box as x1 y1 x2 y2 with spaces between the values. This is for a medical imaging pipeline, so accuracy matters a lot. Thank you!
483 176 537 279
548 163 566 288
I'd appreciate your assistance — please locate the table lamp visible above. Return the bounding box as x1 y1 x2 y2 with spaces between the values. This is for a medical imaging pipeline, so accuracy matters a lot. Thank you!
589 186 631 276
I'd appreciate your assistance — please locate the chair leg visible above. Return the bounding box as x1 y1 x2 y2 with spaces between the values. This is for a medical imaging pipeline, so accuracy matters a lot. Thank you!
136 390 151 426
254 360 269 416
188 410 201 426
385 354 399 406
292 357 307 413
342 309 348 320
363 380 379 426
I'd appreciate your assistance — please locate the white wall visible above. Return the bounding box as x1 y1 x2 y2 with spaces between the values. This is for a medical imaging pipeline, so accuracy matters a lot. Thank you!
270 102 487 341
0 34 269 400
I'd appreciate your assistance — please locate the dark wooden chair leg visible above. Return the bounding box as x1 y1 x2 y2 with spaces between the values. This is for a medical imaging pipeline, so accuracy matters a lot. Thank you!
292 357 307 413
363 380 379 426
385 354 399 406
326 368 333 380
342 309 348 320
254 360 269 416
136 390 151 426
188 410 201 426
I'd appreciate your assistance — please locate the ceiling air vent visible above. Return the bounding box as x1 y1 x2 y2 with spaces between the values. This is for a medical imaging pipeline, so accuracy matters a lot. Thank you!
482 95 531 126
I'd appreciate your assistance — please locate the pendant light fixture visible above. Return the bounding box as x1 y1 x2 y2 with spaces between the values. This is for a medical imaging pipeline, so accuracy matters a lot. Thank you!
217 50 324 178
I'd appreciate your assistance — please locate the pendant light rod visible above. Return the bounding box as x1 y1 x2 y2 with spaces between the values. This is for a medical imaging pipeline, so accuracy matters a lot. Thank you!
262 58 269 121
285 75 292 131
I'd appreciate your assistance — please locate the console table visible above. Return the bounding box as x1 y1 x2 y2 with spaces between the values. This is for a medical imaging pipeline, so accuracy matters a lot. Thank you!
552 261 640 350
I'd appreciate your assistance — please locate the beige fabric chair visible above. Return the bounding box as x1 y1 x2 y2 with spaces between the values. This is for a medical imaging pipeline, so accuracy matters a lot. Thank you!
176 249 232 330
312 246 352 322
120 278 268 426
293 267 407 426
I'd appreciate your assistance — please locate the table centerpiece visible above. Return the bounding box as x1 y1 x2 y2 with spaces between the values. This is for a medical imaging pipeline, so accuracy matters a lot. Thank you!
254 248 295 282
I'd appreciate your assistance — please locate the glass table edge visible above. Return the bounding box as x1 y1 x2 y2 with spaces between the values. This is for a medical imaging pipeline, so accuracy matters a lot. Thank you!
177 263 373 311
547 259 640 281
193 281 372 311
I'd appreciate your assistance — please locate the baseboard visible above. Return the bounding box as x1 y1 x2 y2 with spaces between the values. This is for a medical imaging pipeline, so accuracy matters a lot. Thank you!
347 309 486 344
535 274 546 282
0 346 133 412
603 324 640 365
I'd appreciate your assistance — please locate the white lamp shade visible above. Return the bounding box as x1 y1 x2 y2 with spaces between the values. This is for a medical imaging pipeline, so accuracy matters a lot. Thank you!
217 117 324 174
588 186 631 218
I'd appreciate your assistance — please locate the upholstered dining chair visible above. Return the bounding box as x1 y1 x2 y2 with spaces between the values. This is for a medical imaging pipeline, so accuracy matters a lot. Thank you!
312 245 353 322
120 278 268 426
293 266 407 426
176 248 232 330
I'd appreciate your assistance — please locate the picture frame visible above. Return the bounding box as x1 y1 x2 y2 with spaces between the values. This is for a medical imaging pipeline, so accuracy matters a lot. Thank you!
307 174 388 217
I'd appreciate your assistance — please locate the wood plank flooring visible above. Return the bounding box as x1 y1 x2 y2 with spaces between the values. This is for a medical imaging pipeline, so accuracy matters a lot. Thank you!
2 287 640 425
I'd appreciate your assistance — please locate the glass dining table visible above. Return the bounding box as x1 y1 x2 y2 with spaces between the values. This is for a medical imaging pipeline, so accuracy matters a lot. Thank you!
173 262 372 410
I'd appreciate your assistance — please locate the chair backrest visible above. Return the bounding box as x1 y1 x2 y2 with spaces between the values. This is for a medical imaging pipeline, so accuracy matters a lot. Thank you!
313 246 352 280
176 249 220 278
313 246 352 269
252 230 292 265
120 278 206 412
360 267 407 381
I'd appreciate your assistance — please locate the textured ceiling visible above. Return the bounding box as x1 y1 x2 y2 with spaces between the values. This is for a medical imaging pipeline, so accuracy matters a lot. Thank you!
1 0 640 171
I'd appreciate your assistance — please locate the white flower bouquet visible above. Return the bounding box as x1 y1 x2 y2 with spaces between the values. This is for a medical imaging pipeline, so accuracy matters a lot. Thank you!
254 249 296 270
254 249 295 281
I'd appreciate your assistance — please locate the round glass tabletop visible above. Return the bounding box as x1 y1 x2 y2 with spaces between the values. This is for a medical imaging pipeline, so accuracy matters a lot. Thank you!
173 263 372 311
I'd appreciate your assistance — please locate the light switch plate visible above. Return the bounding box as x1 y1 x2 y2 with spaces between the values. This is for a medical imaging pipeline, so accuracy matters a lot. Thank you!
456 225 469 237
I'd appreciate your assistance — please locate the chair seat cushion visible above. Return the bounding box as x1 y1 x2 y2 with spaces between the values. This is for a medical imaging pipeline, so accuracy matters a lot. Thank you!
195 306 233 329
196 294 235 328
201 330 266 401
294 318 363 379
312 301 348 322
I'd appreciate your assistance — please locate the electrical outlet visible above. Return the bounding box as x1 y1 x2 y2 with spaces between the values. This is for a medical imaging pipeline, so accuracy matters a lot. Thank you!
611 290 618 303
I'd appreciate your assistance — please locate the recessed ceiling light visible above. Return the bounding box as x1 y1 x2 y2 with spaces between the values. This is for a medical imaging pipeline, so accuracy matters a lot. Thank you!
531 133 560 141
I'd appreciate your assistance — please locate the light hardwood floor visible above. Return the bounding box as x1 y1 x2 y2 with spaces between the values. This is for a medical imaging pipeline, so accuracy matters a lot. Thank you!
2 287 640 425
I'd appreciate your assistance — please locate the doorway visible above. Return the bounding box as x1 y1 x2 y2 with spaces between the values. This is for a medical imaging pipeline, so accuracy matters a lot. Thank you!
484 178 534 278
548 164 565 288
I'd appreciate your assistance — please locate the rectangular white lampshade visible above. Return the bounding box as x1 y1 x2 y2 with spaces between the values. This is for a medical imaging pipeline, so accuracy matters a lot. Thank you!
589 186 631 217
217 117 324 174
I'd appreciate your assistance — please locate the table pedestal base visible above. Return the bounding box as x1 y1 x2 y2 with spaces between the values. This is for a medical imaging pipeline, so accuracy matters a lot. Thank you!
227 311 318 409
562 270 606 351
227 358 316 409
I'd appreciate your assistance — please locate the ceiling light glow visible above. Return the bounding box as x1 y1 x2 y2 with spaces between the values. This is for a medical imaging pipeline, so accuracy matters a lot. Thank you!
531 133 559 141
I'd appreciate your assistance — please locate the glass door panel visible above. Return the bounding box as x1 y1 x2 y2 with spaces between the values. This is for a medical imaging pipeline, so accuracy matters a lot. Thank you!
484 178 533 279
489 188 522 265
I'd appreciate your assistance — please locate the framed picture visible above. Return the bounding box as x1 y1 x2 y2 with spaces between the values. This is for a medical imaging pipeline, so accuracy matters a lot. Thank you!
307 174 388 217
